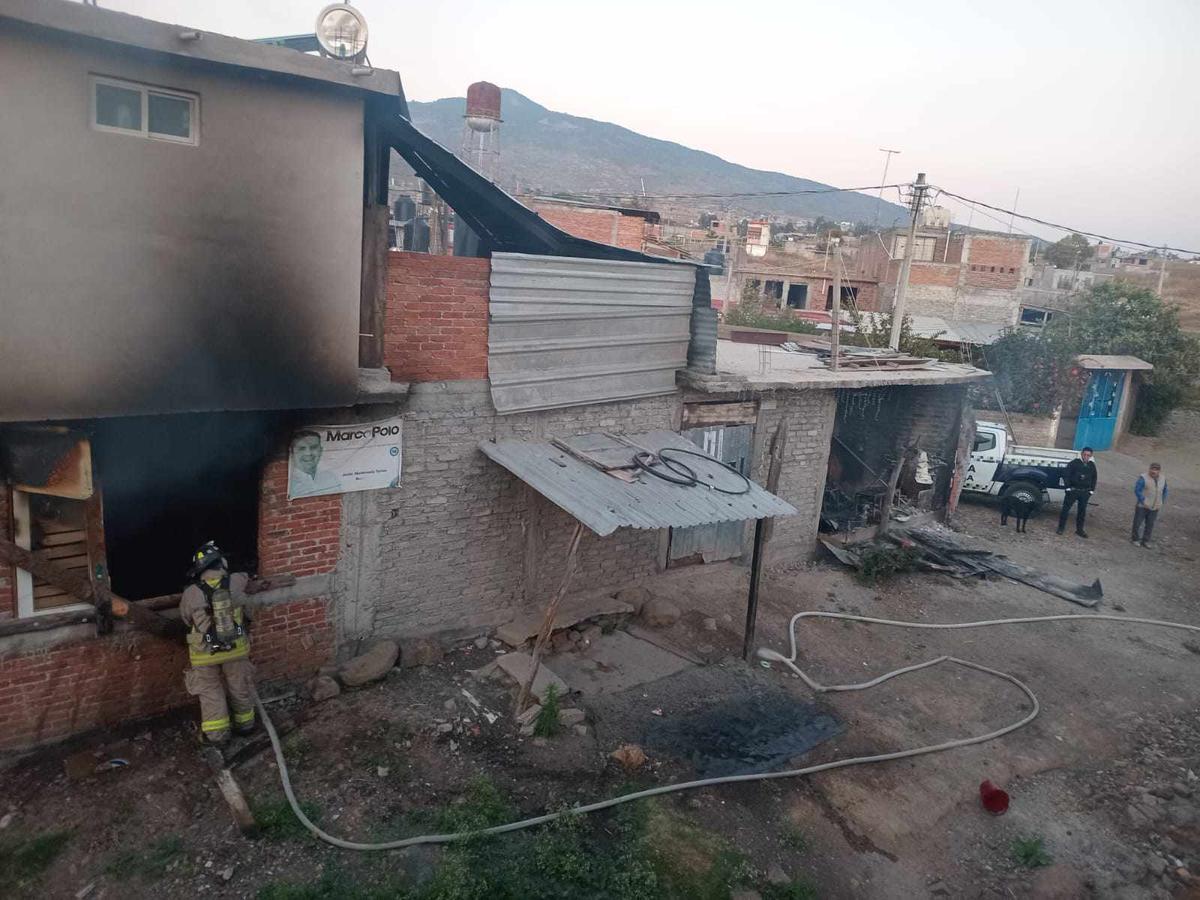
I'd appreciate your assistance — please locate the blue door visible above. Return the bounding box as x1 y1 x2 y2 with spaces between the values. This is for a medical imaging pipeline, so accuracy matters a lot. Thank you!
1074 369 1124 451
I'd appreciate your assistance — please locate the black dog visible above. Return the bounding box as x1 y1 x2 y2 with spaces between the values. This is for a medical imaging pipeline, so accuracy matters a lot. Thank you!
1000 494 1035 533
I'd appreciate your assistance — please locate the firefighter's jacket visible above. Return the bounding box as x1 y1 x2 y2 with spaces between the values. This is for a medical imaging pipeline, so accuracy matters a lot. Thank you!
180 572 251 667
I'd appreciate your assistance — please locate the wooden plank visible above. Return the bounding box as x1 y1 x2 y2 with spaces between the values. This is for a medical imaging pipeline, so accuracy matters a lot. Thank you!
40 543 89 560
84 490 113 635
682 401 759 429
0 608 94 638
39 530 86 547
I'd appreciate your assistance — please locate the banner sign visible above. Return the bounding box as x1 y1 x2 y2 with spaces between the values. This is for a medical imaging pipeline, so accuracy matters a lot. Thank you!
288 417 402 500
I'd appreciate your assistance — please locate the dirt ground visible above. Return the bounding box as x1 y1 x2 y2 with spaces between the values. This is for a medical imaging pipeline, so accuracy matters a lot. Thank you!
2 438 1198 899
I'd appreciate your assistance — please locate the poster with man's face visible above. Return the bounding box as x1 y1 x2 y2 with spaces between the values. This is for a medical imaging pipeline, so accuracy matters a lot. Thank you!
287 417 403 500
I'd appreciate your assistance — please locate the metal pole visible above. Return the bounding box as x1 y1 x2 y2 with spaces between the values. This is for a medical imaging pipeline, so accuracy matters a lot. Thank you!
874 148 901 229
1008 187 1020 234
830 240 842 370
742 517 766 661
888 173 927 351
1157 245 1167 296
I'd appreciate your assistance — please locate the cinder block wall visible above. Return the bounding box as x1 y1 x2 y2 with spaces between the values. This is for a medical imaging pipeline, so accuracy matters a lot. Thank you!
384 252 490 383
350 384 681 640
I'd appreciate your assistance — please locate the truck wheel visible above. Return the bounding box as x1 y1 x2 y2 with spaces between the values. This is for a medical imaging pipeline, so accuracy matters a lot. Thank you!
1002 481 1045 513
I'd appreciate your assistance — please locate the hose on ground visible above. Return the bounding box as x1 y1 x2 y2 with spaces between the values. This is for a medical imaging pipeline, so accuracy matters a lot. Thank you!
256 611 1200 851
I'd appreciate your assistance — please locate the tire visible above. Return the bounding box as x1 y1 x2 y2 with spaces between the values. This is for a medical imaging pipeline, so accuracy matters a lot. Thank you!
1001 480 1045 513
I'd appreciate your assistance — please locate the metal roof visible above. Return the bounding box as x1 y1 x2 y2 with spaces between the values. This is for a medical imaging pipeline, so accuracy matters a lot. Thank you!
1076 354 1153 371
479 430 797 537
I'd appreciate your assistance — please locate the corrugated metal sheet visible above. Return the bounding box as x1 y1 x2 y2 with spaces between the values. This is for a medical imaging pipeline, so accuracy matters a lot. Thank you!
488 253 695 414
479 430 797 537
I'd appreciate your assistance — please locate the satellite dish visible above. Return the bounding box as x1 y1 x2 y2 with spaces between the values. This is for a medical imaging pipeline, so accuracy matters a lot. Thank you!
315 4 368 61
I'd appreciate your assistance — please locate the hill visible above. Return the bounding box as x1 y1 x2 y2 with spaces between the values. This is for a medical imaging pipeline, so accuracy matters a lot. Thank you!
406 89 908 226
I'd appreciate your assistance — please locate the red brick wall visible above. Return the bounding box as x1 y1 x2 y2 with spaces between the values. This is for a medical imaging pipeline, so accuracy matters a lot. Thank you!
384 252 490 383
258 457 341 579
0 597 333 752
963 236 1029 290
910 264 961 287
0 489 13 621
529 203 647 252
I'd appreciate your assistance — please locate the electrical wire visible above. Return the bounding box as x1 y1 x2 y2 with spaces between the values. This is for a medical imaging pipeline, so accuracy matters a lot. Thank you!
656 447 751 495
258 609 1200 851
547 183 906 203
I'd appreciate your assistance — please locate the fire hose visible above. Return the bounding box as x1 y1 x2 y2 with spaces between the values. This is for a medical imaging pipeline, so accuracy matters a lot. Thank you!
257 611 1200 851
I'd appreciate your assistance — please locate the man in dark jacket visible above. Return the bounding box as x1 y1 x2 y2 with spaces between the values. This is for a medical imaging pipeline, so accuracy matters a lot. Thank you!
1057 447 1098 537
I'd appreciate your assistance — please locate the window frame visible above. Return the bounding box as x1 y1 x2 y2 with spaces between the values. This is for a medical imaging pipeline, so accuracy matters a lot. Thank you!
90 74 199 146
9 489 93 619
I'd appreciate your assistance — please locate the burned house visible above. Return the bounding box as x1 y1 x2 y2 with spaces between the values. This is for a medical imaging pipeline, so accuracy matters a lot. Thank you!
0 1 981 753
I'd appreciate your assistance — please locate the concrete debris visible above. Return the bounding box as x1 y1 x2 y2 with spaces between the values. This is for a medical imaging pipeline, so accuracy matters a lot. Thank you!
399 637 443 669
0 812 12 829
474 636 489 650
516 703 541 727
220 866 234 882
443 699 458 714
496 594 635 646
558 708 586 727
640 596 681 628
573 724 589 737
468 660 500 682
494 652 569 702
306 675 341 703
338 640 400 687
610 743 647 771
377 766 390 777
702 617 718 632
519 723 536 737
436 723 454 734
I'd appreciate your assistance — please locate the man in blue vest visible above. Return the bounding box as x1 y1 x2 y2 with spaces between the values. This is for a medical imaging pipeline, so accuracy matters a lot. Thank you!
179 542 255 744
1131 463 1168 547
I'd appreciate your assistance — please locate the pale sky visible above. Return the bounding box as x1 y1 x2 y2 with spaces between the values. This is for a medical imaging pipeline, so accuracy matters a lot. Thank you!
106 0 1200 253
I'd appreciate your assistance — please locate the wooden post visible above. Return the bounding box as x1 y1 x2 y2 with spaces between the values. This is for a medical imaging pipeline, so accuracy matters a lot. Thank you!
0 538 182 638
514 521 585 716
877 446 910 536
830 241 842 370
742 517 767 661
760 418 788 544
84 491 113 635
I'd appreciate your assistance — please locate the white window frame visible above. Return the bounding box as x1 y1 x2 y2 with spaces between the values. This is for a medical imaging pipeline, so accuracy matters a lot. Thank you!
10 489 92 619
90 75 199 146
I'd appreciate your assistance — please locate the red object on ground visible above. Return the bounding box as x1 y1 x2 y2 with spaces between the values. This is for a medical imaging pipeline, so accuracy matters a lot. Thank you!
980 780 1010 815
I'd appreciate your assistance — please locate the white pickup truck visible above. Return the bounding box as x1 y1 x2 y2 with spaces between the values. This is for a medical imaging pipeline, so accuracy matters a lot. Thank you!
962 420 1078 511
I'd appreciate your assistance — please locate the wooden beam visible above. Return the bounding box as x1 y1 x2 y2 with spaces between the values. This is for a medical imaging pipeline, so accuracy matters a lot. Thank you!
0 538 183 639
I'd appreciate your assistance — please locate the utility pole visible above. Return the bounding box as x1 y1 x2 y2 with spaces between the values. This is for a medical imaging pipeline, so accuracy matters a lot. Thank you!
1008 187 1020 234
830 240 842 370
888 173 928 351
1157 245 1168 296
873 148 901 229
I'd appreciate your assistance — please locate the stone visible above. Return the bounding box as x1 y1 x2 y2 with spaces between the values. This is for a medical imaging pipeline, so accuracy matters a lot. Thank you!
519 723 536 737
1147 854 1167 877
573 724 589 737
550 632 573 655
307 675 341 703
640 596 681 628
610 743 647 771
558 708 586 727
338 640 400 687
615 586 652 615
474 636 489 650
531 737 548 748
766 864 789 885
516 704 541 727
0 813 13 830
220 866 234 882
443 699 458 714
399 637 443 669
494 652 569 703
436 723 454 734
702 617 718 632
1029 864 1086 899
376 766 390 777
469 661 500 682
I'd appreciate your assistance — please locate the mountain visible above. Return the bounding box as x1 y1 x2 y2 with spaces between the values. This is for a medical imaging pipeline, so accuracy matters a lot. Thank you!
406 89 908 226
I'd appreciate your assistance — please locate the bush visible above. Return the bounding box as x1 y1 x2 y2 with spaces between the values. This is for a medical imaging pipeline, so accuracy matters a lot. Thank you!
723 303 819 335
856 544 921 584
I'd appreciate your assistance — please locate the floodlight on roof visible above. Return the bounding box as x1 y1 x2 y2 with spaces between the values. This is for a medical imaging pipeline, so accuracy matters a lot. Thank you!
314 4 368 61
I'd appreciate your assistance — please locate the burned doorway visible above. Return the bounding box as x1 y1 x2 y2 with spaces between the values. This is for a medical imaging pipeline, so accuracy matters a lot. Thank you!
89 412 283 600
820 387 906 537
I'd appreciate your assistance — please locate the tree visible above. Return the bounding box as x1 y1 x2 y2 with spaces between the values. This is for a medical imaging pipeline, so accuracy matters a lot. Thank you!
1043 233 1094 269
698 212 716 229
978 283 1200 434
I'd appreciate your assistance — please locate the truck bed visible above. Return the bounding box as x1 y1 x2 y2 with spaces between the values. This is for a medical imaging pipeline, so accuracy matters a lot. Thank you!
1008 444 1076 464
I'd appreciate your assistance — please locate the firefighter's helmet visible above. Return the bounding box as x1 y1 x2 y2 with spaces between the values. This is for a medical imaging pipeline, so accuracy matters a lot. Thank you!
188 541 227 579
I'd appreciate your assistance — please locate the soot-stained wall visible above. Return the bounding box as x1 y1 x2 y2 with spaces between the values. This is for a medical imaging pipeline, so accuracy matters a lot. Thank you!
0 27 364 422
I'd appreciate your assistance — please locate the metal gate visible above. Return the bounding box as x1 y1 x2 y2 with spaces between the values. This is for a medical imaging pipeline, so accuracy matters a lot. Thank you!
1073 369 1124 451
669 424 754 564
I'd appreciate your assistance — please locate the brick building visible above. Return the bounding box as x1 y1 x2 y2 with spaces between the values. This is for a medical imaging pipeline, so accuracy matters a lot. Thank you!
0 2 987 754
525 197 659 254
858 228 1032 325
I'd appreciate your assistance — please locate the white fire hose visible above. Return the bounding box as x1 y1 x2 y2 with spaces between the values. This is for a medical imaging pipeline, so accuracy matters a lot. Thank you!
257 610 1200 851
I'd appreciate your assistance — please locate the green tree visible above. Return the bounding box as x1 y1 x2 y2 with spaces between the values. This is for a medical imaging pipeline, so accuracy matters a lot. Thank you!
1043 233 1095 269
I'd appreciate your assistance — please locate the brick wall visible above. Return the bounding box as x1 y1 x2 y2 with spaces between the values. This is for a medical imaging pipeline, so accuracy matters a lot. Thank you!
361 387 680 638
962 236 1029 290
383 252 490 383
0 596 333 752
0 489 13 620
258 456 341 579
528 202 647 252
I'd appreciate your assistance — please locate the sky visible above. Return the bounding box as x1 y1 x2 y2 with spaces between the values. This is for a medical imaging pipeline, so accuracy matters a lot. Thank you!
106 0 1200 253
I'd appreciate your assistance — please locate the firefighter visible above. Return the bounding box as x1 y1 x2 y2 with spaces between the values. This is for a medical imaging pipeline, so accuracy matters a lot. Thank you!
180 542 256 744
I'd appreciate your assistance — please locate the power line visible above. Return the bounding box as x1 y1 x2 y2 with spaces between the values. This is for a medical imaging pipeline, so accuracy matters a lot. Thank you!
932 186 1200 257
545 183 906 203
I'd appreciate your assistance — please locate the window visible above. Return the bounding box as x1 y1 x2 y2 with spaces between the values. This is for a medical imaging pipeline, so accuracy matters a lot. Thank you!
91 76 198 144
786 283 808 309
10 490 93 617
1026 277 1034 286
1020 307 1052 327
764 280 784 300
973 432 997 454
990 266 996 273
825 284 858 310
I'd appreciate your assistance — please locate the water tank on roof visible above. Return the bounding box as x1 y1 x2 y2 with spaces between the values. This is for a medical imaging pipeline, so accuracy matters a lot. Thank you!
703 247 727 274
465 81 502 132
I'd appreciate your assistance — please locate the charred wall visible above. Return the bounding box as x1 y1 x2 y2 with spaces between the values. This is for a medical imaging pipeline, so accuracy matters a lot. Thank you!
0 26 364 422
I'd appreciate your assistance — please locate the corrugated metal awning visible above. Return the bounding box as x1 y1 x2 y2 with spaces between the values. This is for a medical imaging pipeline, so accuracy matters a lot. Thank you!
479 430 797 536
